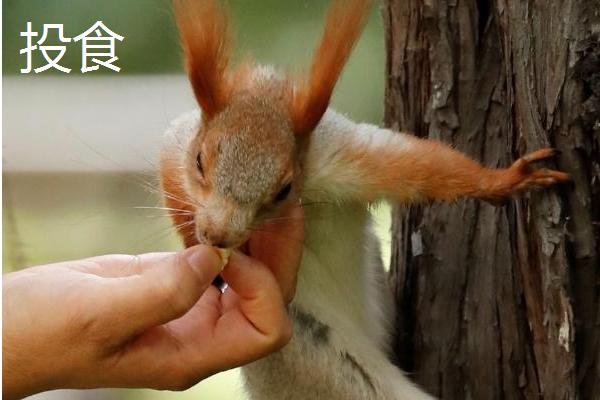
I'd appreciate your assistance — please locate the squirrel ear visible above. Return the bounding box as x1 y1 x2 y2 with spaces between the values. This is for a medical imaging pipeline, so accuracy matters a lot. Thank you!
290 0 372 136
174 0 232 120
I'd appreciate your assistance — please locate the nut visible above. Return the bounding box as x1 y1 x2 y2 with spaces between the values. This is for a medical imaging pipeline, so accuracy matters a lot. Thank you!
215 248 232 270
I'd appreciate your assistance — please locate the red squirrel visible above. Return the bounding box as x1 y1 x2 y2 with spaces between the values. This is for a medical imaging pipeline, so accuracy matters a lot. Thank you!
160 1 569 398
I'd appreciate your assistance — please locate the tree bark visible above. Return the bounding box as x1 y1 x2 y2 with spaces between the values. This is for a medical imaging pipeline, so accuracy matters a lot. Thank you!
383 1 599 399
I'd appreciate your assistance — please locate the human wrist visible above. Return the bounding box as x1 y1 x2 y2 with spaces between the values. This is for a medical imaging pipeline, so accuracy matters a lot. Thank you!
3 271 70 399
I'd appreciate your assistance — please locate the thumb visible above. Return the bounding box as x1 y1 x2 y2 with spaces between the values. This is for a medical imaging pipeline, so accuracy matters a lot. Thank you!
98 245 223 338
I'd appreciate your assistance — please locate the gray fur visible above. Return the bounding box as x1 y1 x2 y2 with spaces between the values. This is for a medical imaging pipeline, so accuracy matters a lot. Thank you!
343 352 377 393
290 306 331 346
214 133 279 204
211 94 295 204
243 303 380 400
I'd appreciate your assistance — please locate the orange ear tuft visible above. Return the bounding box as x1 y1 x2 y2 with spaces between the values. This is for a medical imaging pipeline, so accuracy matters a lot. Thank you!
174 0 232 119
291 0 372 135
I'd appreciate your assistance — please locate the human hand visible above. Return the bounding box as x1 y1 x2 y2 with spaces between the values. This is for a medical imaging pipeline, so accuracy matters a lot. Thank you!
3 244 294 399
247 204 304 303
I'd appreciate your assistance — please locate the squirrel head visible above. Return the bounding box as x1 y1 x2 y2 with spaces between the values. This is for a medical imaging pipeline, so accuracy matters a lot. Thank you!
171 0 370 248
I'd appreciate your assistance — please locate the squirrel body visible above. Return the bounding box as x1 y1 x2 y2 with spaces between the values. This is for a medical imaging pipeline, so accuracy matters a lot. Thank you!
162 1 569 398
164 103 435 399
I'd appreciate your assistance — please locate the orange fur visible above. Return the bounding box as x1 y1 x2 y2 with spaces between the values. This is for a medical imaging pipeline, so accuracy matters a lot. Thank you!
291 0 372 135
160 154 198 248
337 135 569 204
166 1 569 251
173 0 232 119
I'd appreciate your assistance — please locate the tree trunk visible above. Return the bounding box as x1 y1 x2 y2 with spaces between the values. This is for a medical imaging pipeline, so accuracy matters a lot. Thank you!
383 1 599 399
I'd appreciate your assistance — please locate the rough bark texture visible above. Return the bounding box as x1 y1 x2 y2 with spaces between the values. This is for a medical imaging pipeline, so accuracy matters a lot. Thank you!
383 1 599 399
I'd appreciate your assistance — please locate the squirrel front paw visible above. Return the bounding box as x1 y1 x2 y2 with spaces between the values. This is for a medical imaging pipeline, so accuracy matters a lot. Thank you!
480 148 571 205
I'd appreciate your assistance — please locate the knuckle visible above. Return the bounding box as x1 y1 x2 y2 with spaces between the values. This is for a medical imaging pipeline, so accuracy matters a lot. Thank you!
158 251 205 316
169 378 194 392
266 317 293 350
130 253 144 273
79 314 122 351
280 318 294 346
67 288 116 347
73 306 103 340
278 319 294 346
141 360 192 391
174 250 204 288
156 276 178 303
166 370 202 391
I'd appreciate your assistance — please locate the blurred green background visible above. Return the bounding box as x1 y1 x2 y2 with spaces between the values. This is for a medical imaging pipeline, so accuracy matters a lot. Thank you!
3 0 384 122
3 1 388 399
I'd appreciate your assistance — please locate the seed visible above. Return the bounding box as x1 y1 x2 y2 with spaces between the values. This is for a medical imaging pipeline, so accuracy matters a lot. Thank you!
216 248 232 269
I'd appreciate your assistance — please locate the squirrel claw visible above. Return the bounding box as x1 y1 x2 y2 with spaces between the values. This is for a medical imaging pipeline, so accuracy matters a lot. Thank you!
481 148 570 205
508 148 571 192
519 148 559 164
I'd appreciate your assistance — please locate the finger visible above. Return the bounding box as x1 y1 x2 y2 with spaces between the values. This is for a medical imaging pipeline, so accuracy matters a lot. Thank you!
166 285 223 339
221 285 240 313
218 251 292 347
248 204 304 303
105 286 224 390
109 254 291 388
95 245 223 338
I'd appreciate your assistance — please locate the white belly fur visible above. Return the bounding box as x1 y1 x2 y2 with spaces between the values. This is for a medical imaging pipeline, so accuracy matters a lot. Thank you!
242 203 435 400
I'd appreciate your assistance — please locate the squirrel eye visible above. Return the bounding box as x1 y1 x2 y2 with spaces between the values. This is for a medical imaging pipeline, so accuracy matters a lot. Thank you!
275 183 292 202
196 153 203 176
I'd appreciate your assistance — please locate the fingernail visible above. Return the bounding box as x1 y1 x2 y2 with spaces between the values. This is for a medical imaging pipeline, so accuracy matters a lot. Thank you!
185 245 221 275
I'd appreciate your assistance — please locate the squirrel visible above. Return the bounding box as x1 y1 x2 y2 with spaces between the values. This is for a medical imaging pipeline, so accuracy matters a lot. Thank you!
160 0 570 399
